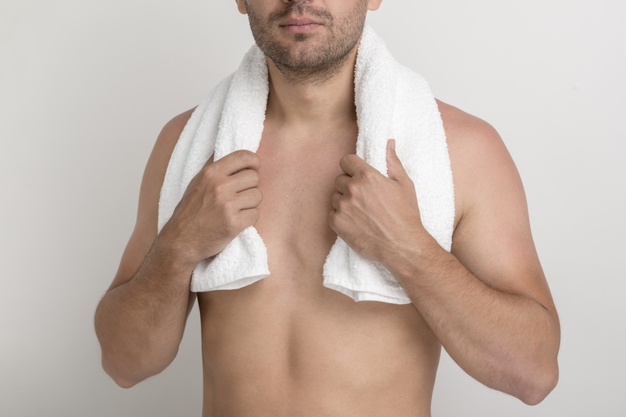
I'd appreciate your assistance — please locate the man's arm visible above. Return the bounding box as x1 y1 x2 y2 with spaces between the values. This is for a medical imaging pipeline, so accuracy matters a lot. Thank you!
94 108 263 388
94 109 196 388
329 103 560 405
409 103 560 404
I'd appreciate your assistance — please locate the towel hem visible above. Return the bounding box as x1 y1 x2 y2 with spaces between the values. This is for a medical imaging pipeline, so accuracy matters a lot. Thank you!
323 276 412 305
191 271 270 293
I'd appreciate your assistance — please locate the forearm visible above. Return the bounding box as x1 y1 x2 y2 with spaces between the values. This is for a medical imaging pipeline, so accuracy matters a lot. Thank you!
386 238 560 404
95 239 194 387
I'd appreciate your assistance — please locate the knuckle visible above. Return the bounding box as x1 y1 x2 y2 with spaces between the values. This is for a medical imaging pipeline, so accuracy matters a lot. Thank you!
222 199 237 213
346 182 360 197
237 150 260 165
338 199 351 213
334 197 349 213
361 169 376 182
211 182 228 200
201 165 216 181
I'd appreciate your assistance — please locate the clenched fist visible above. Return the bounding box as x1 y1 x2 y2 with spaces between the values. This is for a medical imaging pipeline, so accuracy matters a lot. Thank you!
160 150 262 267
329 139 427 265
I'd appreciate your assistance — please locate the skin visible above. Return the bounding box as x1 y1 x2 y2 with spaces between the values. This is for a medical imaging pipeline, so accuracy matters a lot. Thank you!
95 1 560 416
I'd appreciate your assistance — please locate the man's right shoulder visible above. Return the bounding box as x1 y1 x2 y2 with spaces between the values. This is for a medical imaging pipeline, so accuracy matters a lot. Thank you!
138 107 197 216
147 107 197 173
156 107 197 150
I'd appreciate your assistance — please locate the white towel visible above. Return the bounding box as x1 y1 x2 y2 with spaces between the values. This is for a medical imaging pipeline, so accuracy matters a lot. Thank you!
158 25 455 304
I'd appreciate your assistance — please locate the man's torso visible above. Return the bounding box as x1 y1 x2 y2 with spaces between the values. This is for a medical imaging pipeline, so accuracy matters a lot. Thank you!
197 123 442 417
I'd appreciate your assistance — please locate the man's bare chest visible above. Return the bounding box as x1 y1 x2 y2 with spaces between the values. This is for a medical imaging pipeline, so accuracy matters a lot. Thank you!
253 133 356 271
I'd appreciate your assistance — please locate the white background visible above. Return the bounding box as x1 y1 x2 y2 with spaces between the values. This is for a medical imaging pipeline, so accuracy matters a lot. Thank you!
1 1 625 416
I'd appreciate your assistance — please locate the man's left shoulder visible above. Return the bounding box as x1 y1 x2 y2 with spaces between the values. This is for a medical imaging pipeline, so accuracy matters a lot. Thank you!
435 99 523 227
436 99 516 175
436 100 503 153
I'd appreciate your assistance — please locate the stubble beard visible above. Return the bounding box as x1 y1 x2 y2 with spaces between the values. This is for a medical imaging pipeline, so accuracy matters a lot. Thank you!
246 1 368 85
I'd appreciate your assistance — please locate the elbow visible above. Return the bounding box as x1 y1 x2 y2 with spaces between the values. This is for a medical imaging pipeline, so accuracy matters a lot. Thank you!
95 328 149 388
517 361 559 406
111 374 140 390
101 354 145 389
514 310 561 405
100 348 174 389
96 321 178 388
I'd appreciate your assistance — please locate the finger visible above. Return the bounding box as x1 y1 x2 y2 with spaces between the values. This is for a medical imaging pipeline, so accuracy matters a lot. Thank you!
330 191 342 210
334 174 350 194
234 187 263 210
238 207 260 228
339 154 368 177
219 150 261 176
328 208 346 234
229 168 260 193
386 139 409 182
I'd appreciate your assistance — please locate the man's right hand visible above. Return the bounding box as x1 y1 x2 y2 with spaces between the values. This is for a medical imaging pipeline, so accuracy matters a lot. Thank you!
159 150 262 267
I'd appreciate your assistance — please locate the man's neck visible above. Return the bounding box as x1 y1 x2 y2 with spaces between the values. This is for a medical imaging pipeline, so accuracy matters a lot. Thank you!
264 48 359 136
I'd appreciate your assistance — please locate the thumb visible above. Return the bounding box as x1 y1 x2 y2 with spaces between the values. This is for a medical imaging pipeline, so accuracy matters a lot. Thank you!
386 139 408 182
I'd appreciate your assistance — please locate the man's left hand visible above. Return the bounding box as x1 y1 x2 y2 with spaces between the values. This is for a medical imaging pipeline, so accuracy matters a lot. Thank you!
329 139 427 264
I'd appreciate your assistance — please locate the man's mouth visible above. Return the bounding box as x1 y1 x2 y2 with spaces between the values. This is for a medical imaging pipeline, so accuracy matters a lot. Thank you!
279 17 323 33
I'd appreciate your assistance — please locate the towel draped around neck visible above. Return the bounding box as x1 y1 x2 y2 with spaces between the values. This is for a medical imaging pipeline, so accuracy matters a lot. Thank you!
158 25 455 304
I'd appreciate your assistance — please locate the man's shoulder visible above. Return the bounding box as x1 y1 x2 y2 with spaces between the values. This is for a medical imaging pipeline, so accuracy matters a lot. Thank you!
436 100 501 150
150 107 197 163
435 99 520 225
436 99 510 171
140 107 197 203
159 107 197 145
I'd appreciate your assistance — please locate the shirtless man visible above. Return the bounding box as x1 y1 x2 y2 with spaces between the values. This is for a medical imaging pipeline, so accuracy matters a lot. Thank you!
94 1 560 416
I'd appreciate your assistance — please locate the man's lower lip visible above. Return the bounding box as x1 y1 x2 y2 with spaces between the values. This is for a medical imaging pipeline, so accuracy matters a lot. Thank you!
280 24 322 34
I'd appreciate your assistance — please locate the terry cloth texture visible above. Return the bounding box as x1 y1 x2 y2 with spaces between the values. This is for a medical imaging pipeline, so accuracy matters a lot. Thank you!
158 25 455 304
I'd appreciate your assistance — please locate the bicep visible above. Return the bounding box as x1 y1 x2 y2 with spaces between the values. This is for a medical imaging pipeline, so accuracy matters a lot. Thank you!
448 118 555 313
107 108 196 292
